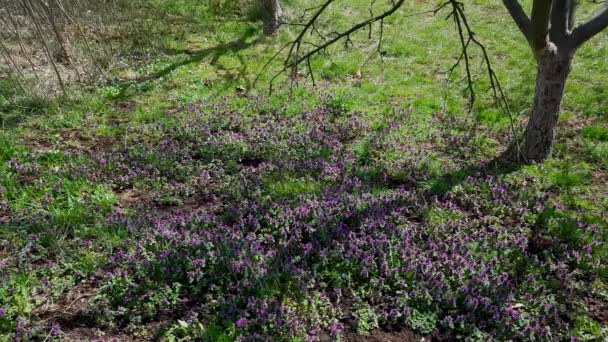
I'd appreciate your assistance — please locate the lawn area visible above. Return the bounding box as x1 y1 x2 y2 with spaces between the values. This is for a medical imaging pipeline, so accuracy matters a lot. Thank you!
1 0 608 340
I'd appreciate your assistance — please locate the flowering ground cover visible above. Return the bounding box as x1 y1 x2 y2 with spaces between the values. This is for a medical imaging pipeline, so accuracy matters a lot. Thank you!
1 0 608 341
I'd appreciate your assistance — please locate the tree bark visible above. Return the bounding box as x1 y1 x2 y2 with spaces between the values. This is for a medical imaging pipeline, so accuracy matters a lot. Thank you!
262 0 282 35
524 45 572 162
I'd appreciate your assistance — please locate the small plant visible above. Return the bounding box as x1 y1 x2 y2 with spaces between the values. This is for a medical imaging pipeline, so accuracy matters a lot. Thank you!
354 303 379 336
161 319 207 342
406 309 437 335
573 315 603 341
97 86 124 100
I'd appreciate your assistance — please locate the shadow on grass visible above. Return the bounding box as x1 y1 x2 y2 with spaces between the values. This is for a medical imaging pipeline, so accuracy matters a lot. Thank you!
0 95 53 129
428 149 524 196
110 27 263 95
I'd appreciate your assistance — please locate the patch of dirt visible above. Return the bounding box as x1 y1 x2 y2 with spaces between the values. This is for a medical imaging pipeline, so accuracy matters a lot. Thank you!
118 188 216 216
25 129 119 153
34 280 98 323
155 193 218 217
60 129 84 141
25 139 55 152
35 279 145 340
2 43 47 70
0 247 11 274
527 234 558 256
61 130 118 153
60 130 90 151
60 327 106 341
17 173 38 185
61 320 167 342
341 328 454 342
92 136 119 152
332 298 442 342
0 208 12 224
118 188 154 208
30 273 168 341
115 101 135 113
557 116 592 134
591 169 608 184
31 280 101 341
587 297 608 324
343 328 421 342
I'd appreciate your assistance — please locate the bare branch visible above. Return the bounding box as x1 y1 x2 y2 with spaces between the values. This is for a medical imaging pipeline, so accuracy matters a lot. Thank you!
448 1 476 109
270 0 405 91
22 0 67 95
447 0 523 159
569 3 608 49
0 39 28 90
0 11 42 73
501 0 532 44
51 0 109 81
285 0 336 73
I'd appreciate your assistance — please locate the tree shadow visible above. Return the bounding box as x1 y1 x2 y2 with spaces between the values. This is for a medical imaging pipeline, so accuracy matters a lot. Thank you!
111 28 263 92
0 95 53 129
427 148 525 196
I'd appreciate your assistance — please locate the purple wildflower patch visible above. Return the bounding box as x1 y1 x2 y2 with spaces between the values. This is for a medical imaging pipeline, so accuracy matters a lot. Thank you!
83 98 607 340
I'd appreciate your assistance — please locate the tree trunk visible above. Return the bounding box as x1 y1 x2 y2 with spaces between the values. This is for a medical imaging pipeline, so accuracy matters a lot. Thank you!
262 0 282 35
524 45 572 163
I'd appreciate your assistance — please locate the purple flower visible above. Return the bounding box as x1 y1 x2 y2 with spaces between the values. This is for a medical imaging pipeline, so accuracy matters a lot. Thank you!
50 324 63 336
236 317 249 328
507 308 521 320
78 97 606 340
